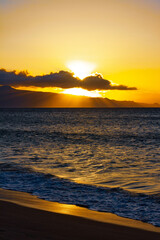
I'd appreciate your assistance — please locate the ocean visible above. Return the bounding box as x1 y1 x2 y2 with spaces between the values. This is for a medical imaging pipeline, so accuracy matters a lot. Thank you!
0 108 160 226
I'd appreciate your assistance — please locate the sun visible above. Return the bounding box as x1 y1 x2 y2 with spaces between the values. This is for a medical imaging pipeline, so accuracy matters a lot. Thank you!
67 60 95 79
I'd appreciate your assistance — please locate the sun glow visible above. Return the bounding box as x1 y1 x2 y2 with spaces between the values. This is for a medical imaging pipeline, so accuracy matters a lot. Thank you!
63 88 101 98
15 86 64 94
16 86 101 98
67 60 95 79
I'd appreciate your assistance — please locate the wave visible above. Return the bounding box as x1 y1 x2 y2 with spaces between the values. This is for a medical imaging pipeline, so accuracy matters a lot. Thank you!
0 162 159 227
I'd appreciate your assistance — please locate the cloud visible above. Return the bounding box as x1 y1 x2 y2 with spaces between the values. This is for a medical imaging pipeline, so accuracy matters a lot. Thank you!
0 68 137 91
82 74 137 90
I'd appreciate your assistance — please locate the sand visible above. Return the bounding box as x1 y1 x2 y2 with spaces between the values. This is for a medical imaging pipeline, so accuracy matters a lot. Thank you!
0 188 160 240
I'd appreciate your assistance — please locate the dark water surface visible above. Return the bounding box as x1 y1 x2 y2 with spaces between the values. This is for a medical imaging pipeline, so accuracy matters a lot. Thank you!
0 108 160 226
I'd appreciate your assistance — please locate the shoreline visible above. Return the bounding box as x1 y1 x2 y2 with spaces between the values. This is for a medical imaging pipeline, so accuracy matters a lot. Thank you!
0 188 160 240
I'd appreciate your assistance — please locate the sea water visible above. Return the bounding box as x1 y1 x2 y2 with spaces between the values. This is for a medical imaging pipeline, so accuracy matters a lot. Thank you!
0 108 160 226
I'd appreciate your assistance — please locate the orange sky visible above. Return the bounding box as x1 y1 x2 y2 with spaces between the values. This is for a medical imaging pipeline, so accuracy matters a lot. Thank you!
0 0 160 103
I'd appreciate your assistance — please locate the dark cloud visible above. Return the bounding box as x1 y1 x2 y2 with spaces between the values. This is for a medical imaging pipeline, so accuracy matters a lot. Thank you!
82 75 137 90
0 68 137 91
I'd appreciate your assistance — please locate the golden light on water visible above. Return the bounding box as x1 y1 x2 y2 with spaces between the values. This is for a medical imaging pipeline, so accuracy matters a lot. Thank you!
67 60 96 80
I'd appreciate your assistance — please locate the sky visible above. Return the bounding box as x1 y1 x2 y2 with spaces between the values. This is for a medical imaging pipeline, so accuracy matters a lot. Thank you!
0 0 160 103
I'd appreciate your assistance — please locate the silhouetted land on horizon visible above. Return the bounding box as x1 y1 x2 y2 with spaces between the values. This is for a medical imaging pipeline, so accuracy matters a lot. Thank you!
0 86 159 108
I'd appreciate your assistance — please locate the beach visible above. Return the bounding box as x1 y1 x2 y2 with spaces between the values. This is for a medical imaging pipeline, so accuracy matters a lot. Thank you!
0 188 160 240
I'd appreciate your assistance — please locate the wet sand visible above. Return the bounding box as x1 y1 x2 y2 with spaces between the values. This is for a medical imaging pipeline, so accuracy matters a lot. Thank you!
0 188 160 240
